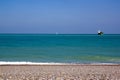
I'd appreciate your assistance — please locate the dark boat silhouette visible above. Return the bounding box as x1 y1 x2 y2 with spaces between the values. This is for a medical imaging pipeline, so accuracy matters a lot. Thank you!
98 30 103 35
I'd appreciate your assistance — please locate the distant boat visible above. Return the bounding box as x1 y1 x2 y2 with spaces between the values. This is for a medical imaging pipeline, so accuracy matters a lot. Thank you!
98 30 103 35
55 32 58 35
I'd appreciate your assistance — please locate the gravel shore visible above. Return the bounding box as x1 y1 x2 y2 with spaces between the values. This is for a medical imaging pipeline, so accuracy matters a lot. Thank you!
0 64 120 80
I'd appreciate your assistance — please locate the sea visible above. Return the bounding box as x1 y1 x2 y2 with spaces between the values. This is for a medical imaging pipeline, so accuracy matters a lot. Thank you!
0 34 120 64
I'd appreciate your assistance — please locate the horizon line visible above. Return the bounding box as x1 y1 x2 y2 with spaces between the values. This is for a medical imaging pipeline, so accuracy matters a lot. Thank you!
0 33 120 35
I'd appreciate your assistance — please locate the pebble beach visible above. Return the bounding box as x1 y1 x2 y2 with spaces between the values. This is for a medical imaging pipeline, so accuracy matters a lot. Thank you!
0 64 120 80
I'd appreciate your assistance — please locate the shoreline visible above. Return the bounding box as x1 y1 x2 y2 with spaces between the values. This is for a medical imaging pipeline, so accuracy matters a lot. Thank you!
0 61 120 66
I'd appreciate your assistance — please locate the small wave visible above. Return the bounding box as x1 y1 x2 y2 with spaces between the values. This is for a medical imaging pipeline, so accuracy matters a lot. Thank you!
0 61 119 65
0 61 66 65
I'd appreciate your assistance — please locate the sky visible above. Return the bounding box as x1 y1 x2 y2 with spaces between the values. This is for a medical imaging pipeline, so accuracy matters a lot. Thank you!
0 0 120 34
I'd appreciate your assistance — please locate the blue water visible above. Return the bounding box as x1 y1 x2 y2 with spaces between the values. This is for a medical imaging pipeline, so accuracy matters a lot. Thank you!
0 34 120 63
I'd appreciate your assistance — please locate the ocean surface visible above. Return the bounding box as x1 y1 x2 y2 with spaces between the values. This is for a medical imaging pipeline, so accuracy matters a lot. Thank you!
0 34 120 64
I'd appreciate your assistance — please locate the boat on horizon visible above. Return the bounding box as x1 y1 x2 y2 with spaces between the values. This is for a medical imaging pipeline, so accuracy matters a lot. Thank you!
98 30 103 35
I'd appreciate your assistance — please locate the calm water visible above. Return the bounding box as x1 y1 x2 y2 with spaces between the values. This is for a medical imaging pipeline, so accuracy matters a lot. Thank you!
0 34 120 63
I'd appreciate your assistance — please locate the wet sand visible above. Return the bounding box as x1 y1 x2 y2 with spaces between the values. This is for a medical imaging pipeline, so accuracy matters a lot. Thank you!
0 64 120 80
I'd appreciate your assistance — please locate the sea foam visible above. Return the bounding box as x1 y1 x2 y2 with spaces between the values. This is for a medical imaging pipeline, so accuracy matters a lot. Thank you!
0 61 119 66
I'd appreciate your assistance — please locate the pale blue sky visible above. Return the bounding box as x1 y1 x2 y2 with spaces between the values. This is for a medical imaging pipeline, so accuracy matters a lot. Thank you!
0 0 120 34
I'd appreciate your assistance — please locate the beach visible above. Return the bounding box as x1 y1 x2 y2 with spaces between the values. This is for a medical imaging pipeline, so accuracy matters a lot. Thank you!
0 64 120 80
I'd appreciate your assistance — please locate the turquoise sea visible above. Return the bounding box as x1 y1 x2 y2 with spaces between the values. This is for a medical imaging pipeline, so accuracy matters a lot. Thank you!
0 34 120 64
